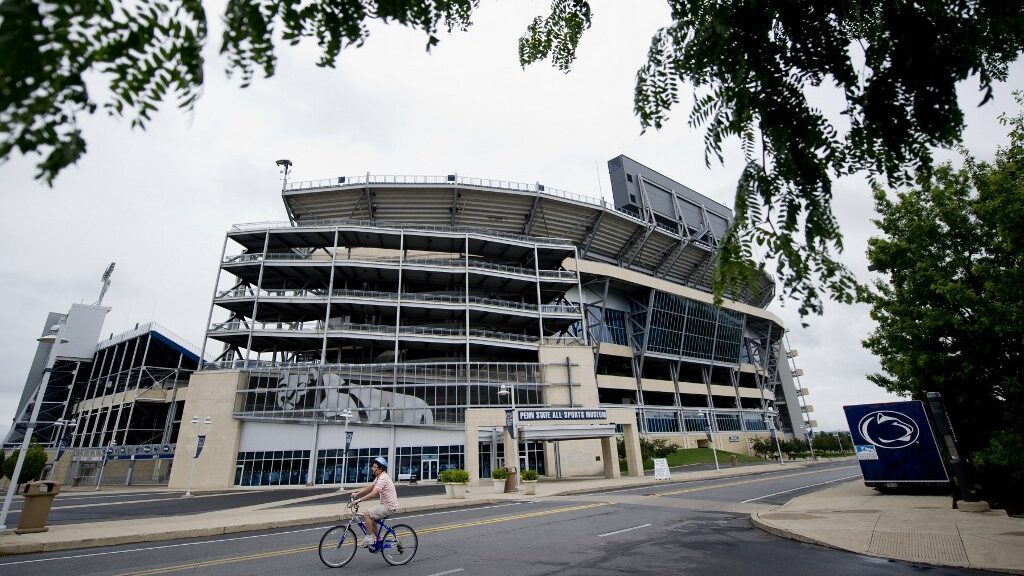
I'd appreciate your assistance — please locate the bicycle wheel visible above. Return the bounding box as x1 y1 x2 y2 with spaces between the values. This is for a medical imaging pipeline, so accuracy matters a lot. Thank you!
381 523 418 566
319 525 359 568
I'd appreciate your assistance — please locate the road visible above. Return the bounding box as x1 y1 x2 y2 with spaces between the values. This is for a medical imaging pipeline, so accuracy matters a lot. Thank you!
2 483 446 525
0 462 985 575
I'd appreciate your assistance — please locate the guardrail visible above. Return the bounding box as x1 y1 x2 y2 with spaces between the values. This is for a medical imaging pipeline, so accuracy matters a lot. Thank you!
283 174 606 210
221 252 578 280
229 218 575 246
209 320 543 344
214 288 581 315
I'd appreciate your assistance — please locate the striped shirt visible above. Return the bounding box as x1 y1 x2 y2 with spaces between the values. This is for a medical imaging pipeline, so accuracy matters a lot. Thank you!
374 472 399 511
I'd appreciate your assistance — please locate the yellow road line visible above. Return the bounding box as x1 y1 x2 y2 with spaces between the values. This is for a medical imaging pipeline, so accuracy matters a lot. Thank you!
652 466 857 497
116 502 610 576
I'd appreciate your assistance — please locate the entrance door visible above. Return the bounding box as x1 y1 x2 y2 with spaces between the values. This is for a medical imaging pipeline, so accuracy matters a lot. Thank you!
421 456 439 481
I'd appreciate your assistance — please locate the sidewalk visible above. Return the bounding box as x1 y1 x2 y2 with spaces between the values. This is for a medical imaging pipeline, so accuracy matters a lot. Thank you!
752 480 1024 574
2 460 1021 574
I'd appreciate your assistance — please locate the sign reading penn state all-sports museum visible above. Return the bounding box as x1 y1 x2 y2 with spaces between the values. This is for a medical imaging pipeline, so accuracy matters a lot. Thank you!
518 409 607 421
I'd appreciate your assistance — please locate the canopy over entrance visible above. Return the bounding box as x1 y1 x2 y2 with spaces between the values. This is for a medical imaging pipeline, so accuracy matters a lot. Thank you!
463 407 642 486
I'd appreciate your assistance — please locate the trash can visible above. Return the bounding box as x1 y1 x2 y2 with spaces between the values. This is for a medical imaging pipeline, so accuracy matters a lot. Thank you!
504 467 518 493
730 455 738 467
15 481 62 534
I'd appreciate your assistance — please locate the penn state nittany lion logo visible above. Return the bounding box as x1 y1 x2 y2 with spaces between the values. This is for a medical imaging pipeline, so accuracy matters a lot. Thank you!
857 411 919 449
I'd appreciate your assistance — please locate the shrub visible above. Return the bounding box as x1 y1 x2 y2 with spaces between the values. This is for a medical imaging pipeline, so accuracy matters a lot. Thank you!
491 467 508 480
617 436 677 461
438 470 451 483
2 443 48 482
446 469 469 484
522 469 538 481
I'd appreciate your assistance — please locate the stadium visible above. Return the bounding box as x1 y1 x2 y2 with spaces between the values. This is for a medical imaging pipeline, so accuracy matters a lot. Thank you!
164 155 812 490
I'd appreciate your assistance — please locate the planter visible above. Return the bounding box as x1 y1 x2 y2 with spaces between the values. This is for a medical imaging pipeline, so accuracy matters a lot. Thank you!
444 483 455 498
522 480 537 495
450 483 468 499
493 479 506 494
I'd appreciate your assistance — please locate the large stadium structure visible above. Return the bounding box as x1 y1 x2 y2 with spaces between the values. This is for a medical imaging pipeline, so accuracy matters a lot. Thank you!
168 155 813 489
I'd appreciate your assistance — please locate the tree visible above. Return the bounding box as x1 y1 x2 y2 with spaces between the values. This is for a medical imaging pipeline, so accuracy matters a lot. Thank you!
2 1 1022 316
2 443 49 483
863 97 1024 505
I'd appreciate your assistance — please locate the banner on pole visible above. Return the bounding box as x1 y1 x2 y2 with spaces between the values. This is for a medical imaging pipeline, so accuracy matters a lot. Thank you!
194 435 206 459
345 430 354 451
505 409 516 439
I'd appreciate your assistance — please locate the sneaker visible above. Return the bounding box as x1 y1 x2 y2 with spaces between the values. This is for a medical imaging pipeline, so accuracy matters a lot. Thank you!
360 535 374 548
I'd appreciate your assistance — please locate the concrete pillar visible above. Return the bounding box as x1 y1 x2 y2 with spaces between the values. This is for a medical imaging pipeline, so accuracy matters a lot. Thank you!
600 437 619 479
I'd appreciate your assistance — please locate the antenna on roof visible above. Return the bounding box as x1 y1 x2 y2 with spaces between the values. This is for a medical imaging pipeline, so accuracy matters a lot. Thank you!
94 262 115 306
276 159 293 191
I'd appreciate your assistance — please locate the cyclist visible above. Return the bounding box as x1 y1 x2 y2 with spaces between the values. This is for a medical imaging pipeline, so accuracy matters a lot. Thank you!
349 456 399 547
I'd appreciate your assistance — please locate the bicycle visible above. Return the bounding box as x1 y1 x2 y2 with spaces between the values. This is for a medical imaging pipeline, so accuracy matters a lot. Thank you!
318 501 419 567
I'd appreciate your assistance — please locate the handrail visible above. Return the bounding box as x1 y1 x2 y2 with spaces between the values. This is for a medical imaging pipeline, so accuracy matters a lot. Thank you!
208 320 543 344
221 252 578 280
283 174 606 210
214 287 581 315
229 218 575 246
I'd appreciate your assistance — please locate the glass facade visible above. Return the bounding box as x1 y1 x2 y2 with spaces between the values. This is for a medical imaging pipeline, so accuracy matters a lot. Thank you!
236 362 542 425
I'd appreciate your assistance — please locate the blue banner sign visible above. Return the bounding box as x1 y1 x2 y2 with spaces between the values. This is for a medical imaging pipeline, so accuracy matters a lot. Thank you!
505 409 516 439
843 401 949 486
108 443 177 460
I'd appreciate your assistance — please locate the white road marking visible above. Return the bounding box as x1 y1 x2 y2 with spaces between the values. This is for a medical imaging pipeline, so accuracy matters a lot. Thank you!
0 501 525 566
739 475 861 503
598 523 651 537
426 569 465 576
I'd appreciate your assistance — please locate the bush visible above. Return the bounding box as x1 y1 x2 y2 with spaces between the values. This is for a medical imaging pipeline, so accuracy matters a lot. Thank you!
446 469 469 484
617 436 677 461
438 470 451 483
2 443 48 482
751 438 775 459
521 469 538 481
491 467 509 480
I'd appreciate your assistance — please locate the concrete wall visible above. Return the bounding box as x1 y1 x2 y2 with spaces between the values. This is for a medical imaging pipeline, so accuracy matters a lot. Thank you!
167 370 246 491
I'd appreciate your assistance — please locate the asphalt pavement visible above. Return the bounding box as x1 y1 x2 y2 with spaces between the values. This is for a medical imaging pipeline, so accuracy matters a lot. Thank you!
0 458 1020 574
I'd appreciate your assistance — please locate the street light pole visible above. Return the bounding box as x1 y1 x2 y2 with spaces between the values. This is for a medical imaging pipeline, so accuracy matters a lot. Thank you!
95 440 117 490
338 409 354 491
184 416 212 497
765 412 784 464
700 411 720 471
498 384 518 485
0 325 69 530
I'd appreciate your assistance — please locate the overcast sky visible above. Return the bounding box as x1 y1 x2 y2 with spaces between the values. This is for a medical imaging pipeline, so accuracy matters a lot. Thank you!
2 1 1021 440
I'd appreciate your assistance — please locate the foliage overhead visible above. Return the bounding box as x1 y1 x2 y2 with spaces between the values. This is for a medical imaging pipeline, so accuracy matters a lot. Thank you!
863 96 1024 492
2 0 1023 315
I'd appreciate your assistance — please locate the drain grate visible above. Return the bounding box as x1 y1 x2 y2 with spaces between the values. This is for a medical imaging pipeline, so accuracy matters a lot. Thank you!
868 531 968 564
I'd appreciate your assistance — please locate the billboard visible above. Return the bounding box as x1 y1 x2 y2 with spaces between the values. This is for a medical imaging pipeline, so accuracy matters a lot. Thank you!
843 400 949 487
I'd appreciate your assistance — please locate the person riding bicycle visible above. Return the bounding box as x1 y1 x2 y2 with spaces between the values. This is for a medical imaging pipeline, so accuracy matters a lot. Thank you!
349 456 399 547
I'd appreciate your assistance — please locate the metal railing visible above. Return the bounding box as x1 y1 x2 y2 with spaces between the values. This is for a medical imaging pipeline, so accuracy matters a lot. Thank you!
214 287 580 315
229 218 575 246
221 252 578 280
209 320 542 344
283 174 606 210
